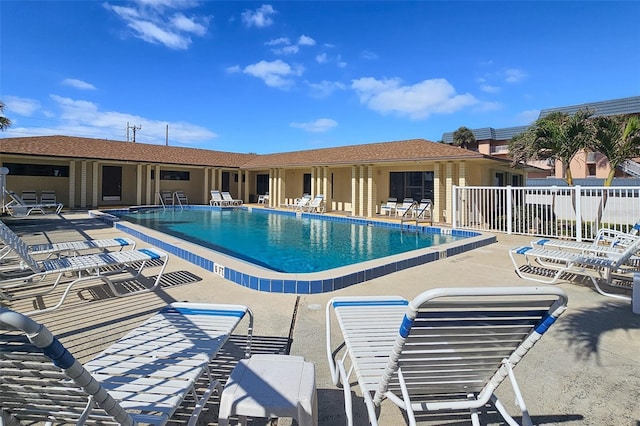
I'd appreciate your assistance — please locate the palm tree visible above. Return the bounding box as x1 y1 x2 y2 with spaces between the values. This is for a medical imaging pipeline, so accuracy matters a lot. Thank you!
0 101 11 131
452 126 475 149
592 115 640 186
508 109 595 186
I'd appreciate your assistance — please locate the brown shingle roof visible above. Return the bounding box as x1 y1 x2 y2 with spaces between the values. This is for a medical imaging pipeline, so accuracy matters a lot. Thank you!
0 135 256 168
0 136 485 169
240 138 483 168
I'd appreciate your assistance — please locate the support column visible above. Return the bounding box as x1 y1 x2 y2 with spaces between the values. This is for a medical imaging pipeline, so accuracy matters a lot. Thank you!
80 161 88 208
366 165 374 217
351 166 358 216
358 165 365 217
68 160 76 209
243 170 250 203
433 162 442 223
136 164 143 205
146 165 153 204
445 162 453 225
203 168 210 203
91 162 98 208
155 165 161 200
322 167 330 212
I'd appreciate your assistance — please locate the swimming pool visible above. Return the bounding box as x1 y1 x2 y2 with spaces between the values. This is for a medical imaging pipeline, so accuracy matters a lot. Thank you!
114 209 465 273
101 206 495 294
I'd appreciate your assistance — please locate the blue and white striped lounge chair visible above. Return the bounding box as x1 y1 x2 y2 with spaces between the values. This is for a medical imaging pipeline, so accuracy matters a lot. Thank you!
0 220 135 266
395 198 415 217
0 225 168 315
325 286 568 426
531 221 640 255
380 197 397 216
510 235 640 301
0 301 253 425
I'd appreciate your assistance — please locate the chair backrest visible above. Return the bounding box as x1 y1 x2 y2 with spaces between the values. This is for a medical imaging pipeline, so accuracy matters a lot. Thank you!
416 199 432 218
296 195 312 207
385 198 397 207
0 221 40 272
40 191 57 204
174 191 188 206
158 191 173 206
400 198 414 208
373 286 568 407
20 191 38 206
222 192 234 201
5 190 26 207
309 195 324 207
0 308 135 425
211 190 224 201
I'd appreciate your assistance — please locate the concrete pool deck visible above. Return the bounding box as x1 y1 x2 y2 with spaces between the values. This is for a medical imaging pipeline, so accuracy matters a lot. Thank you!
1 211 639 425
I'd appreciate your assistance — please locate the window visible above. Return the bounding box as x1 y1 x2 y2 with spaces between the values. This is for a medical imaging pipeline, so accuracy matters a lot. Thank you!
4 162 69 177
389 171 434 201
160 170 190 180
303 173 311 195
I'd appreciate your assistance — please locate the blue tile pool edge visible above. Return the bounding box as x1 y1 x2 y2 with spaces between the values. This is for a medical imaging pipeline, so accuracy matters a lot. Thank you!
91 207 496 294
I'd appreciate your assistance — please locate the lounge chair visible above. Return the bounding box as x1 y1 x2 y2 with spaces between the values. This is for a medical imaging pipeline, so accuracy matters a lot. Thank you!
380 197 397 216
531 222 640 255
0 301 253 425
395 198 415 217
257 192 269 204
210 190 229 206
509 235 640 301
174 191 188 208
157 190 174 208
39 190 64 214
325 286 568 426
0 225 168 315
3 190 48 216
414 198 433 222
0 220 135 269
281 194 311 210
305 194 325 213
222 191 242 206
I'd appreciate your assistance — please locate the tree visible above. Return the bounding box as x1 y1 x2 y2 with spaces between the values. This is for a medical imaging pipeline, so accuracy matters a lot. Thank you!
0 101 11 131
452 126 475 149
508 108 595 186
592 115 640 186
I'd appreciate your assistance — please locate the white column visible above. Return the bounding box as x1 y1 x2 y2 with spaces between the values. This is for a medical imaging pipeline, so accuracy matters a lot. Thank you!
68 160 76 209
366 165 374 217
91 162 98 208
351 166 358 216
136 164 143 205
358 165 365 217
445 162 453 225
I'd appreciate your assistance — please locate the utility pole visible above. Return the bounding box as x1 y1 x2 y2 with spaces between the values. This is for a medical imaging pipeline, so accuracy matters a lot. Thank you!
126 123 142 143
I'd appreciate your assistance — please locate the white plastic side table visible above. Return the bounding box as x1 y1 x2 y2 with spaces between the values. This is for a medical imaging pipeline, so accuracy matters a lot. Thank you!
218 354 318 426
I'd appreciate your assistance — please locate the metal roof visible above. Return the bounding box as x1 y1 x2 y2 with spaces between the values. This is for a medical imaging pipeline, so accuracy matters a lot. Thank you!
538 96 640 119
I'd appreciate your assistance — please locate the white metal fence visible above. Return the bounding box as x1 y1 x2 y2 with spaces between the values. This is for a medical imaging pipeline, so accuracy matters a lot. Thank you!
452 185 640 241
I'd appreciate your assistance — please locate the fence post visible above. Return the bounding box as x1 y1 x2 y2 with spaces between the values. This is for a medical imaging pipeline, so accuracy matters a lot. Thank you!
452 185 458 229
506 186 513 235
575 185 582 242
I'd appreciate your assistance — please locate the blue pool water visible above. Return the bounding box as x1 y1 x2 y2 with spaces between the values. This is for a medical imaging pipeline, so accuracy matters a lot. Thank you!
116 209 465 273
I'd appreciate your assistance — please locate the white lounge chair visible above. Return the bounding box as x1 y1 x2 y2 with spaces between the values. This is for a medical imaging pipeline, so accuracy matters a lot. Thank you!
281 194 311 211
414 198 432 222
326 286 568 426
157 190 174 208
395 197 415 217
222 191 242 206
0 226 168 315
380 197 397 216
305 194 325 213
4 190 48 216
174 191 189 208
531 221 640 255
210 190 229 206
509 236 640 301
0 301 253 425
39 190 64 214
257 192 269 204
0 220 135 270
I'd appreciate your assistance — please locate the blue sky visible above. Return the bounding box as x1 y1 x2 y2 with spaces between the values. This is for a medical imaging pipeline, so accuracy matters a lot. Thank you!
1 1 639 154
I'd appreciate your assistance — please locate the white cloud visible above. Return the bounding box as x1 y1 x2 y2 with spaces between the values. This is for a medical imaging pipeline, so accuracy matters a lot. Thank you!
241 4 276 28
351 77 479 120
290 118 337 133
4 96 41 116
243 60 303 89
297 35 316 46
226 65 241 73
104 1 210 50
480 84 500 93
62 78 97 90
505 68 527 83
307 80 346 98
265 37 290 46
272 45 299 55
315 53 328 64
360 50 378 60
38 95 217 145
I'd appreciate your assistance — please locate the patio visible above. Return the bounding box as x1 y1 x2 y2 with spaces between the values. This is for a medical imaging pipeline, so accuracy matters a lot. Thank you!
1 212 638 425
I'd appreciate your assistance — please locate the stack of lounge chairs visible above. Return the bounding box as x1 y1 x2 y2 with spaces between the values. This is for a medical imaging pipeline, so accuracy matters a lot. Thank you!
4 189 63 216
